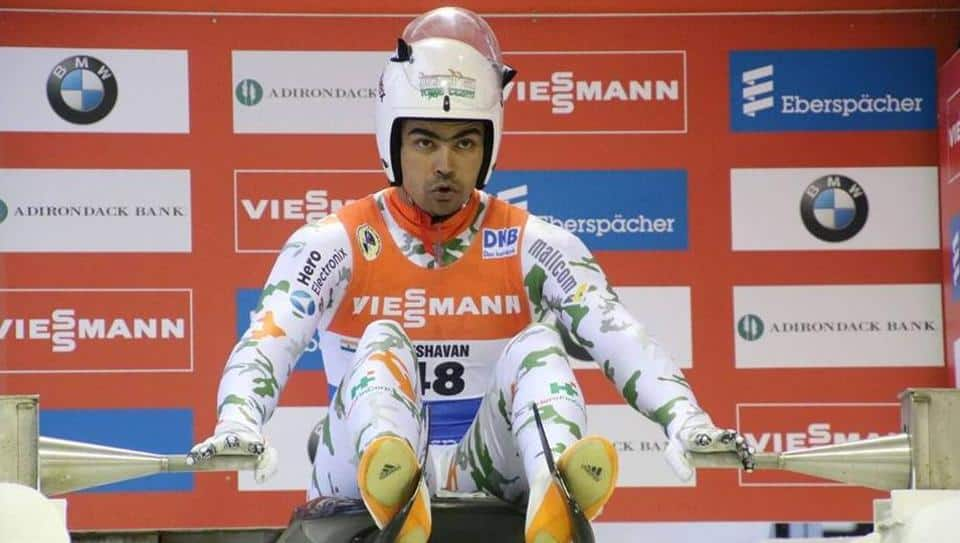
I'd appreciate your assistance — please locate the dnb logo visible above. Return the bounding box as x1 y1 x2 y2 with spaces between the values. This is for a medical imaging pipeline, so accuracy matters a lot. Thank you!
236 79 264 106
737 314 764 341
800 175 868 242
0 199 7 223
482 227 519 259
47 55 118 124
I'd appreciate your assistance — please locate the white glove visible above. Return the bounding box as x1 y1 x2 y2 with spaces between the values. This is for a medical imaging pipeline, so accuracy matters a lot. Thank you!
187 419 279 484
664 416 755 482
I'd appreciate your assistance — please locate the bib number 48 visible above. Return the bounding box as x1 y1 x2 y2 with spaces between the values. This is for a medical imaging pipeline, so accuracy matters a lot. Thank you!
418 361 465 396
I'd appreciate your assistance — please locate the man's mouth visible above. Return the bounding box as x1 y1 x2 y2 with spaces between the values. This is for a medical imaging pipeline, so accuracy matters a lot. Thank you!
430 184 458 197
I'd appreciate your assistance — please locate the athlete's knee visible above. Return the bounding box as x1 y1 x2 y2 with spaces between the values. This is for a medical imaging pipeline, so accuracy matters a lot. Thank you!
361 319 411 341
504 323 564 358
499 323 573 383
357 319 416 359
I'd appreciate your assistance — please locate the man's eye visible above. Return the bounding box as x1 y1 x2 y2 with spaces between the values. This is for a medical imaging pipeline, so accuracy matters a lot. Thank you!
457 139 477 150
415 139 434 149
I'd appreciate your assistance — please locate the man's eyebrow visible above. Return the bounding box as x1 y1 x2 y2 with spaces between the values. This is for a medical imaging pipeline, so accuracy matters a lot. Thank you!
406 127 482 140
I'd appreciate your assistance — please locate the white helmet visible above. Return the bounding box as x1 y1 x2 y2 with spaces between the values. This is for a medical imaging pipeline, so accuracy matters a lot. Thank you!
375 7 515 190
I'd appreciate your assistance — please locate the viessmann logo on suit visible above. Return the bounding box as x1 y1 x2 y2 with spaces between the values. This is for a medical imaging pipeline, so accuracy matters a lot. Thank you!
488 170 687 251
0 289 193 373
730 48 935 132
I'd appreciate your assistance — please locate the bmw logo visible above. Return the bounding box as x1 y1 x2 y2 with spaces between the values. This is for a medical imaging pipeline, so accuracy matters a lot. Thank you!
47 55 118 124
800 175 868 242
235 79 264 106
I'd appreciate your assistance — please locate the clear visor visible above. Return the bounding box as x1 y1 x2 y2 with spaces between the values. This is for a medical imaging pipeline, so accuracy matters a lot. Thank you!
402 7 503 70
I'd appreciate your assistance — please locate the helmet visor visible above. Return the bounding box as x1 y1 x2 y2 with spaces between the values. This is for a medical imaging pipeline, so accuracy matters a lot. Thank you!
402 7 503 70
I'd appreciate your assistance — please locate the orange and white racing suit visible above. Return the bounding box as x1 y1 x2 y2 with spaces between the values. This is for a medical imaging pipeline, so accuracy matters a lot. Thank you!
216 186 706 504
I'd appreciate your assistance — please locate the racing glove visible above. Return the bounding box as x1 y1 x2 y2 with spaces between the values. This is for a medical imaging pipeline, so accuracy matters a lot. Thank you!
187 419 279 484
664 413 755 481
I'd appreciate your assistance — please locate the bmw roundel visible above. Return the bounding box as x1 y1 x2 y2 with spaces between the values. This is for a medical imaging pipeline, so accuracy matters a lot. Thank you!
800 174 868 242
47 55 118 124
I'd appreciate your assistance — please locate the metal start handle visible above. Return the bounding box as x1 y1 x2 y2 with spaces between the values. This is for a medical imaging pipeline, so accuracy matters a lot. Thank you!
689 451 780 469
165 454 259 472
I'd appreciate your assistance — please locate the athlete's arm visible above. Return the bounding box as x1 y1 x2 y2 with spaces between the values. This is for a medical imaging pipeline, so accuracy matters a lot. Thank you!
520 217 753 477
216 217 351 429
189 217 352 477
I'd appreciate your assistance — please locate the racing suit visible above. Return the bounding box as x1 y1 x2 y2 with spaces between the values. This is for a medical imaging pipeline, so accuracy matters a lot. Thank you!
215 186 707 503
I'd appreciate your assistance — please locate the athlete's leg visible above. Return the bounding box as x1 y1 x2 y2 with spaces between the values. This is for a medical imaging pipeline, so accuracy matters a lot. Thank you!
446 323 616 542
308 319 430 542
446 324 584 500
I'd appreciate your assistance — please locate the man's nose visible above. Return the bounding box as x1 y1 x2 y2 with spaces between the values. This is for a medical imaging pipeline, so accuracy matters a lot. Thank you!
433 145 454 178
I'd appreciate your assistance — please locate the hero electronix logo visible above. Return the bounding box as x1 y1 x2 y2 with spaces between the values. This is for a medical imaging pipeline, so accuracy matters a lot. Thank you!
0 289 193 374
505 71 679 114
46 55 118 124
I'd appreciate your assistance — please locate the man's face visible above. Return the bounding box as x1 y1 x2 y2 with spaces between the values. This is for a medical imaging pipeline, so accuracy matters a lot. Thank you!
399 119 485 217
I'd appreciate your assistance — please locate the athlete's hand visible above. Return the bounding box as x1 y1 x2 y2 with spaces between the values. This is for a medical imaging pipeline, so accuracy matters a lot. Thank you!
187 420 279 483
664 418 755 481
